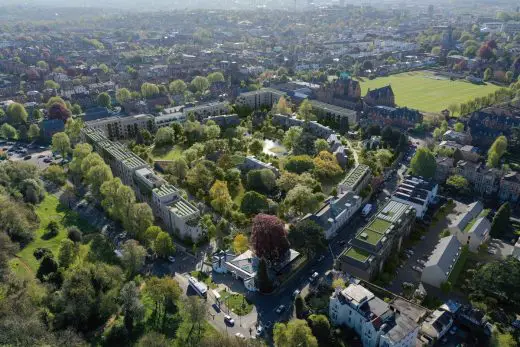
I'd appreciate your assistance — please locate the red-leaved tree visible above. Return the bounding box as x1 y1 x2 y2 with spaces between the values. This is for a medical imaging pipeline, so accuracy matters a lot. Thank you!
48 102 71 122
251 214 290 265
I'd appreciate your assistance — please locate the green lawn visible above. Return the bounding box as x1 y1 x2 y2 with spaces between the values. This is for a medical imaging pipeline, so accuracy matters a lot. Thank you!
358 71 501 113
219 290 253 316
151 145 184 160
10 194 96 278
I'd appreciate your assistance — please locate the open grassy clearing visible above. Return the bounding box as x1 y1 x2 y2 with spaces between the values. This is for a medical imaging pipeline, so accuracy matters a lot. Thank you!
219 290 253 316
151 144 185 160
358 71 501 113
10 194 96 277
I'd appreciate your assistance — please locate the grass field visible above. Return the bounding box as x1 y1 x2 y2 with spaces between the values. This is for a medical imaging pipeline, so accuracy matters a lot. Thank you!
358 71 501 113
10 194 95 278
151 145 185 160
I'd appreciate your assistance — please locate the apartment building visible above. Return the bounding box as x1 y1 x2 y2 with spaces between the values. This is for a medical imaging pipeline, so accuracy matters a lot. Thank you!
391 176 438 219
338 200 415 280
303 191 362 239
81 127 204 241
85 114 155 140
235 88 285 110
453 161 501 196
499 172 520 203
183 101 231 120
329 284 425 347
310 99 359 126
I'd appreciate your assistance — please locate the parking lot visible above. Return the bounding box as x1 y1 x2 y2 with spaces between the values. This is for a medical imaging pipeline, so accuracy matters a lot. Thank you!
2 141 55 169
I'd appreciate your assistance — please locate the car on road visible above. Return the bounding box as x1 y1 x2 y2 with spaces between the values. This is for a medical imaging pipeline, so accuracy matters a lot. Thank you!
168 256 176 263
412 266 423 273
293 289 301 297
224 315 235 326
309 271 319 282
275 305 286 314
316 255 325 262
234 333 245 339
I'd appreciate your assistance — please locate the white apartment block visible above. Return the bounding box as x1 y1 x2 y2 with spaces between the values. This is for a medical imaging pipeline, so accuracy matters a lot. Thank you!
330 284 423 347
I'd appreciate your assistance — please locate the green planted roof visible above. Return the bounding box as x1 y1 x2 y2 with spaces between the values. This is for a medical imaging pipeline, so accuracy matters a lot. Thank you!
345 247 370 262
341 164 370 189
355 217 392 246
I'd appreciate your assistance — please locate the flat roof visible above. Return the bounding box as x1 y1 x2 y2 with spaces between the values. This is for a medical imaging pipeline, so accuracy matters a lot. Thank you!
345 247 371 262
153 184 179 198
341 164 370 189
169 197 198 218
355 218 392 245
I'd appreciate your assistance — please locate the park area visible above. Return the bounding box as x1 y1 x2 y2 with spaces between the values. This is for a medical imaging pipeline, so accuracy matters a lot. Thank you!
358 71 501 113
9 194 95 278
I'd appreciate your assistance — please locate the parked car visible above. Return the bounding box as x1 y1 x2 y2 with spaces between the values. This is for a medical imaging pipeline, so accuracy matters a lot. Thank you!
264 321 272 329
256 326 264 336
309 272 319 282
412 266 423 273
224 315 235 326
417 259 426 266
293 289 301 297
235 333 245 339
449 326 457 335
23 155 32 160
275 305 286 314
316 255 325 262
487 249 497 255
168 256 175 263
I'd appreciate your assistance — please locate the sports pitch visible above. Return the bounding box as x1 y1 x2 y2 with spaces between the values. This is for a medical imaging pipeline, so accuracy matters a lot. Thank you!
359 71 501 114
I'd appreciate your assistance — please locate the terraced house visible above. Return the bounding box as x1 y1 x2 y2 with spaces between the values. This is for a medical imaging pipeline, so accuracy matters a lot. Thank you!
81 127 204 241
338 200 415 280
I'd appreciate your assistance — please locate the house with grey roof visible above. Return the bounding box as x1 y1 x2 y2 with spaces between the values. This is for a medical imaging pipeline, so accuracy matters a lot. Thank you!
448 201 490 252
303 191 362 239
421 236 462 288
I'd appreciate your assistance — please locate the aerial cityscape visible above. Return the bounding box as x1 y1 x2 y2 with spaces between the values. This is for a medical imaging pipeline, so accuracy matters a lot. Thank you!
1 1 520 346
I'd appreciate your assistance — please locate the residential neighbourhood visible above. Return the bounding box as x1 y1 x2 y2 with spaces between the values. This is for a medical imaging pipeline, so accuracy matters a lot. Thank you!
1 2 520 347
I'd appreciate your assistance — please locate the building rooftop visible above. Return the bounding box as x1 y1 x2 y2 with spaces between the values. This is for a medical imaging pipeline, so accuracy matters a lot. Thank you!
425 235 462 275
121 155 147 170
344 247 371 262
168 196 199 218
356 217 392 245
309 99 358 116
341 164 370 190
153 183 179 198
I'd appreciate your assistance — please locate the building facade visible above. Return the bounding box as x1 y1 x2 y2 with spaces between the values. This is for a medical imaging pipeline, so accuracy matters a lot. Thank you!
85 114 155 140
330 284 424 347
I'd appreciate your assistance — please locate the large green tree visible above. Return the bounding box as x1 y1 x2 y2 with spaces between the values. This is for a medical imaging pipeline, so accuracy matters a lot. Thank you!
51 132 71 158
410 147 436 178
153 231 175 258
121 240 147 278
490 202 510 237
273 319 318 347
288 220 326 256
